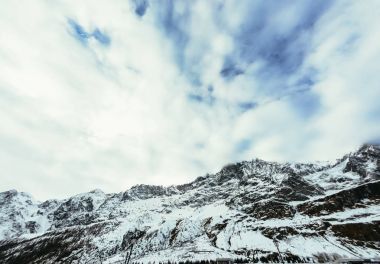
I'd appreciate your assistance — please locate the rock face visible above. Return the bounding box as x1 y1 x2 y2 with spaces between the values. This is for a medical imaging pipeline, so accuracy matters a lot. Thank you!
0 145 380 263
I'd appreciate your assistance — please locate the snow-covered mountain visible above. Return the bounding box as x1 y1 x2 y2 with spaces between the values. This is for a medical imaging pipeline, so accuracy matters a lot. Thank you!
0 144 379 263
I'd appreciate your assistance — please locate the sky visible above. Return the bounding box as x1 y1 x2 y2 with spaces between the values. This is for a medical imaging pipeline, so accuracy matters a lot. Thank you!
1 0 380 200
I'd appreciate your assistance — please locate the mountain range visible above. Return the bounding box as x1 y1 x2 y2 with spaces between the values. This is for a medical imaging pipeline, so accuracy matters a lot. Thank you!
0 144 379 263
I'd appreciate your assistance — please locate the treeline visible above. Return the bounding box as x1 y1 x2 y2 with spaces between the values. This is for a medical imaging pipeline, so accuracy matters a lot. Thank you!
130 255 314 263
132 260 249 264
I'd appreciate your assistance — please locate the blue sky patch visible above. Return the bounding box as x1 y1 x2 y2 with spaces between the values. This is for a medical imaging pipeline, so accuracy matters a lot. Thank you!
92 28 111 46
238 102 258 112
290 90 320 119
68 19 89 44
236 139 251 153
133 0 149 17
187 92 215 106
188 94 204 103
194 142 205 149
68 19 111 46
220 65 244 81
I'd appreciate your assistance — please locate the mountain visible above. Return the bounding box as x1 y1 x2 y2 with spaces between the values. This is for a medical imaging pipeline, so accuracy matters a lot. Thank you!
0 144 379 263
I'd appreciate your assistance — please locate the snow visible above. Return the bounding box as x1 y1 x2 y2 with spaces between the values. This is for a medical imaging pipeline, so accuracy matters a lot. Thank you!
229 230 277 252
281 234 380 259
304 159 361 192
1 145 379 262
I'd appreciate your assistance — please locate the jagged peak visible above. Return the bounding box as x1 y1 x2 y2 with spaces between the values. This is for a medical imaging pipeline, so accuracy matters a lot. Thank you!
0 189 34 200
355 143 380 155
340 144 380 163
89 188 105 194
121 184 180 201
130 183 164 190
0 189 18 195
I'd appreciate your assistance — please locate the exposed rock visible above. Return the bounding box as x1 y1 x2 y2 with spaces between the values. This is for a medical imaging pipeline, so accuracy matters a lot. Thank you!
0 144 379 263
243 200 296 220
297 180 380 216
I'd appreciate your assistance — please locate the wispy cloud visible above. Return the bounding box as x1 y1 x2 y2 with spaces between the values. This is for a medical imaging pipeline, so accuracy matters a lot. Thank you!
0 0 379 199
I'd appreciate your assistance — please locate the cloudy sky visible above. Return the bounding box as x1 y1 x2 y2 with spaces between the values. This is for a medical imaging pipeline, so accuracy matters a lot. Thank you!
1 0 380 200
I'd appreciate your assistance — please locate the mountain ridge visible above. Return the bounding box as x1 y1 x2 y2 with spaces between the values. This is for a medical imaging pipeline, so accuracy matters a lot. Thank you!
0 144 379 263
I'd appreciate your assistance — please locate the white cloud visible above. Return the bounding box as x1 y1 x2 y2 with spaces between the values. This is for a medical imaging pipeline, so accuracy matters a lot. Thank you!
303 1 380 159
0 0 379 199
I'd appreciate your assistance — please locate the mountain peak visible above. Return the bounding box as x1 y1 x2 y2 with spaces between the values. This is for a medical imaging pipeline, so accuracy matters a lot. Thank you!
356 143 380 155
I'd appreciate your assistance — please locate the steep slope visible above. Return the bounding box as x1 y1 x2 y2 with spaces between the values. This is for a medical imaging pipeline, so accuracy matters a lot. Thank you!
0 145 379 263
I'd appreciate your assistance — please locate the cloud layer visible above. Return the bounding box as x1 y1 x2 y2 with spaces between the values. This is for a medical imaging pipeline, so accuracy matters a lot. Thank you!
0 0 379 199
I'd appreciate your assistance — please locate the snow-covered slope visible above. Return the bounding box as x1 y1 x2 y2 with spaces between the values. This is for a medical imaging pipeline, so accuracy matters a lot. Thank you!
0 144 379 263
